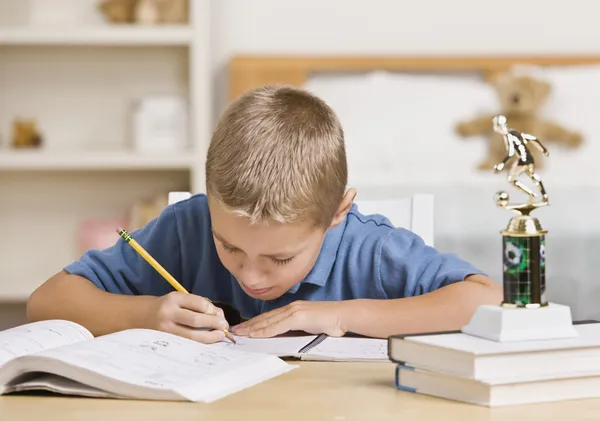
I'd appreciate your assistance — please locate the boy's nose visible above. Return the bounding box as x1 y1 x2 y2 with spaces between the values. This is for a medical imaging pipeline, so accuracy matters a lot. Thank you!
238 265 268 288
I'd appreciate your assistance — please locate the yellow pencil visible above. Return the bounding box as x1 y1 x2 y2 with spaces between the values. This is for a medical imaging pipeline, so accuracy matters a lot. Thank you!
116 227 236 344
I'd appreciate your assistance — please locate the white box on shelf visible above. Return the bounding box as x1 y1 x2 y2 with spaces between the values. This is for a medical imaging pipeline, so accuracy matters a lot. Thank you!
133 95 188 153
28 0 101 26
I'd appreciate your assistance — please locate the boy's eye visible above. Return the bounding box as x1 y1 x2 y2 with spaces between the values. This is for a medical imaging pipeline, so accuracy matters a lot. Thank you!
220 241 293 265
272 257 294 265
221 243 238 253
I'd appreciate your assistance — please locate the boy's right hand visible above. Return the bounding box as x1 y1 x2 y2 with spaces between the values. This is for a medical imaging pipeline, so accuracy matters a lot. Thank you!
146 291 229 344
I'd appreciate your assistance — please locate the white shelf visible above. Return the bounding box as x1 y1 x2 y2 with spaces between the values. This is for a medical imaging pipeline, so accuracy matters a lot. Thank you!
0 292 29 302
0 25 192 46
0 0 212 306
0 150 196 171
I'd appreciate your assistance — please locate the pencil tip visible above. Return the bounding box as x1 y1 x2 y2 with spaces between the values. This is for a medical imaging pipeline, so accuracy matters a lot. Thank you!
224 330 236 344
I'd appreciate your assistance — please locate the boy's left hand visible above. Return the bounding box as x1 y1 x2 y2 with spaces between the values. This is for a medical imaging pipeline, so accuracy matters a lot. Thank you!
230 301 346 338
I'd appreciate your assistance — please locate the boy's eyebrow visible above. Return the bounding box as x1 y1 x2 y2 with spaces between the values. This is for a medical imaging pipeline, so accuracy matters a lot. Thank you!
211 230 297 258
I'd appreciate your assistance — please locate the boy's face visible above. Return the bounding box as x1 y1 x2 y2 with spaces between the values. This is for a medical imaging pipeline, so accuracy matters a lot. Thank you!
208 193 354 301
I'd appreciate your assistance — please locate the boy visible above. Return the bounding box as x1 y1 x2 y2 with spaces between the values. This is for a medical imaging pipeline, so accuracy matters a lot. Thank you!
27 85 502 343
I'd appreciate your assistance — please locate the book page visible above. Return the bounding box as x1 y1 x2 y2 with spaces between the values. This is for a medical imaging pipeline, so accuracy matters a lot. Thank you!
32 328 294 399
306 337 388 361
212 334 318 356
0 320 93 367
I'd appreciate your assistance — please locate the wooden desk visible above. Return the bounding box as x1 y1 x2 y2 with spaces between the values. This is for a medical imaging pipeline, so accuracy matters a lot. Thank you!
2 361 600 421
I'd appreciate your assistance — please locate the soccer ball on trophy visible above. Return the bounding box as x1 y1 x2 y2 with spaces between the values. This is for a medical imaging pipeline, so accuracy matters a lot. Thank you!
493 191 509 208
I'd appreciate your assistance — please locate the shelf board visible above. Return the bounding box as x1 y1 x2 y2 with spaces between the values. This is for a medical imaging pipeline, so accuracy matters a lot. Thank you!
0 150 196 171
0 25 192 46
0 293 29 303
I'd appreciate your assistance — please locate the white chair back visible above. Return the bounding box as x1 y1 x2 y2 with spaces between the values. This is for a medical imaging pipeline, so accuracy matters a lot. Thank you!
354 194 434 246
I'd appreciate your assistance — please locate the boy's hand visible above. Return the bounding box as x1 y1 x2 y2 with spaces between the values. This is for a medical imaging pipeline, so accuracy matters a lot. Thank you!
146 291 229 344
230 301 346 338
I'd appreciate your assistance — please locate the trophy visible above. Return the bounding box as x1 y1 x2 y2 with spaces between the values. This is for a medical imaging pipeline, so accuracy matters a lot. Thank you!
461 114 578 342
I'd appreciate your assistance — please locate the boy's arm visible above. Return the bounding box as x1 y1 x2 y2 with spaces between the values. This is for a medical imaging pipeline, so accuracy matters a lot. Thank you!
27 270 159 336
340 274 501 338
341 230 501 337
27 205 228 342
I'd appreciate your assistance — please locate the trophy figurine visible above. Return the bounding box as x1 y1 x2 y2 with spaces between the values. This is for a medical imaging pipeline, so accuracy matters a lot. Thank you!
461 114 578 342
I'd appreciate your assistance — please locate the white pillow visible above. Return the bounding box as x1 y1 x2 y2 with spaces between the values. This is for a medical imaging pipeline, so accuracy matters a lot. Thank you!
303 71 497 187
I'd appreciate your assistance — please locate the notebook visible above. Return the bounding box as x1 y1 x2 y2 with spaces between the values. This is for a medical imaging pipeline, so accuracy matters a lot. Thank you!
0 319 296 402
388 321 600 380
215 333 388 362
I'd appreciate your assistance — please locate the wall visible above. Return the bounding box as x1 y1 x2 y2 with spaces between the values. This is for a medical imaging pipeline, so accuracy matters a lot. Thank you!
210 0 599 112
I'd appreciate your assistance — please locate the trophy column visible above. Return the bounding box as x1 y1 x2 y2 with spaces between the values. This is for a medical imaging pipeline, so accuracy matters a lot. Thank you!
500 213 547 308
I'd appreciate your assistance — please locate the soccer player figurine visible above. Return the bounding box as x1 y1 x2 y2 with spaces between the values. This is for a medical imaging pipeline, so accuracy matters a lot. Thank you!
492 114 549 206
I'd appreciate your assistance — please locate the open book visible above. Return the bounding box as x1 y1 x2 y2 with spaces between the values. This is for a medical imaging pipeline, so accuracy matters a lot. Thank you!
0 319 296 402
216 333 388 362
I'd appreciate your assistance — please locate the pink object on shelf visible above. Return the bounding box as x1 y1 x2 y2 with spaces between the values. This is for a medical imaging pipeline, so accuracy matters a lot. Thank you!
77 218 128 257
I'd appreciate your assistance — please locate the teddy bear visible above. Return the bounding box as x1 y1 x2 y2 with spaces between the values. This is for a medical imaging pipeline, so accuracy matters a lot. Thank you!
455 68 583 171
11 119 43 148
97 0 188 24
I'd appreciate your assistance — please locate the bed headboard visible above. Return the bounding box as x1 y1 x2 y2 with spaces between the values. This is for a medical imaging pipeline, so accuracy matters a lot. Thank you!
229 55 600 101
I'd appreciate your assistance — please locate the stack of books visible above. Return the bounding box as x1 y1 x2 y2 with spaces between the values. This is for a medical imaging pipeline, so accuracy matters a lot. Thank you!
387 321 600 407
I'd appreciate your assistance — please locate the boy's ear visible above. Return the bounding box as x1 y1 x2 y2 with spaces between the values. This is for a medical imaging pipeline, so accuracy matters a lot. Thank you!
329 188 356 228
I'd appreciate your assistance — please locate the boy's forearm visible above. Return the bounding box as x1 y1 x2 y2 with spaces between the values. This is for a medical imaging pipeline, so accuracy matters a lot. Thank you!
27 270 155 337
340 275 502 338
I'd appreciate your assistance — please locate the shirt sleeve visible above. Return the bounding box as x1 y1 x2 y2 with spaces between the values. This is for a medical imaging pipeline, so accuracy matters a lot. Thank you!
377 228 487 298
63 205 183 296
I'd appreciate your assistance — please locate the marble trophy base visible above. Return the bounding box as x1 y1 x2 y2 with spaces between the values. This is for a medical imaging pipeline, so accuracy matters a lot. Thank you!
461 303 579 342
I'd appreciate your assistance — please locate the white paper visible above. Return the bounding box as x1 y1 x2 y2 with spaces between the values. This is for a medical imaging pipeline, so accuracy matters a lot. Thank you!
36 328 290 391
306 337 388 361
213 335 317 356
0 320 93 366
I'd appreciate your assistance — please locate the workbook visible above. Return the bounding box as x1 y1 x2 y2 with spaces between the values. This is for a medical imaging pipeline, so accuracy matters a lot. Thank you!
388 321 600 380
0 319 297 402
216 333 388 362
389 321 600 406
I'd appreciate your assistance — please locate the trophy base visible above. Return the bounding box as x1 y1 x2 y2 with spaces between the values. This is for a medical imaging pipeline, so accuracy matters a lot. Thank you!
461 302 578 342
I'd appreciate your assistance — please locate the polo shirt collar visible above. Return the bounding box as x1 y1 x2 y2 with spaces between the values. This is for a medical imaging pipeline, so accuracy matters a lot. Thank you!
286 219 346 294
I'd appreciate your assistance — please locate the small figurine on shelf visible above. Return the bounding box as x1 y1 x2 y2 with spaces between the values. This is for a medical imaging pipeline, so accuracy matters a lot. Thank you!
97 0 188 25
97 0 137 23
11 119 43 149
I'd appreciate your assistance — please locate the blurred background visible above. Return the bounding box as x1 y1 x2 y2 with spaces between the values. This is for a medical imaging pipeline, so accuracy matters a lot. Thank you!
1 0 599 330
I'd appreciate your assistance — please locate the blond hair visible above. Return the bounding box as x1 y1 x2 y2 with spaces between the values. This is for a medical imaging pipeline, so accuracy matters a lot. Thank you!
205 84 347 227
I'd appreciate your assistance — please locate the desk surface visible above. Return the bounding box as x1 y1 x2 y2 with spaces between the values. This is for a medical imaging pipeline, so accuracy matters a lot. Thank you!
2 361 600 421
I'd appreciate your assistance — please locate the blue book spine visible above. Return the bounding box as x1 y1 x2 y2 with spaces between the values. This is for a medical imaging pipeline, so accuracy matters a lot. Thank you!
394 364 416 393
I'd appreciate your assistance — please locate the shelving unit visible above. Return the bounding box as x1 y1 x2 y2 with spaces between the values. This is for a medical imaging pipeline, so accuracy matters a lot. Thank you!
0 25 193 45
0 150 196 171
0 0 212 301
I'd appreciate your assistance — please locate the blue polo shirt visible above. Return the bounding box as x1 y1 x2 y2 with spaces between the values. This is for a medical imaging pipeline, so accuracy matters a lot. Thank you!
64 194 484 321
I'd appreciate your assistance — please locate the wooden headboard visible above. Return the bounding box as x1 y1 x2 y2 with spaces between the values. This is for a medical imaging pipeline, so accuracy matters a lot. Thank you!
229 55 600 101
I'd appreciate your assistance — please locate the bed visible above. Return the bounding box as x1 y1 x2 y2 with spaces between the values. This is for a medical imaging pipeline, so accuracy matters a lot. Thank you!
228 55 600 101
227 54 600 321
